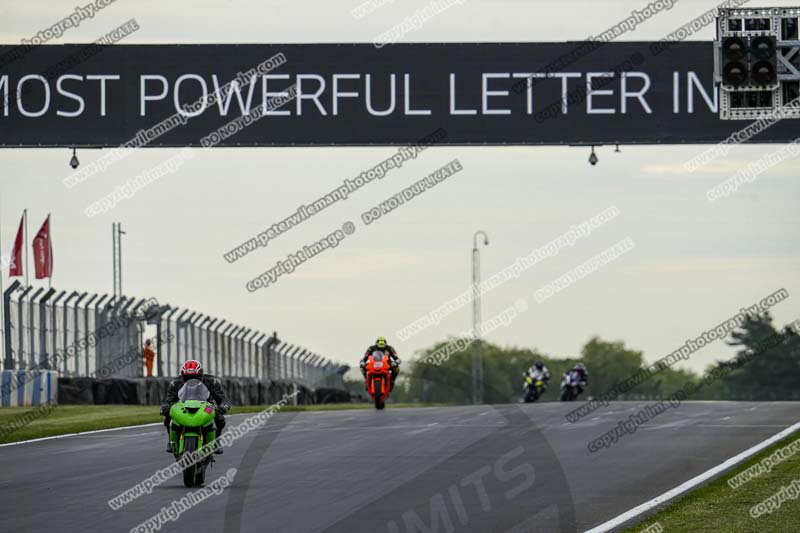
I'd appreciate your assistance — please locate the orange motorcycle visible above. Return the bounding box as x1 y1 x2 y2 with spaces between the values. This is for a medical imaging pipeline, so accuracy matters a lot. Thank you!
365 350 393 410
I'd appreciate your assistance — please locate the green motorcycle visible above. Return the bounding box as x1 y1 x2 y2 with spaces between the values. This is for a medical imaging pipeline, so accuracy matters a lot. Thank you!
168 379 217 487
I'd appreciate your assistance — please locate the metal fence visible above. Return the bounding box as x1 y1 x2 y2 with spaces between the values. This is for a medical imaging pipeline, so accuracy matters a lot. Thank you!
1 280 347 387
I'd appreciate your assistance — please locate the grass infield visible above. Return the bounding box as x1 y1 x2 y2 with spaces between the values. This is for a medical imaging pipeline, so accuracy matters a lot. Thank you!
622 431 800 533
0 402 445 444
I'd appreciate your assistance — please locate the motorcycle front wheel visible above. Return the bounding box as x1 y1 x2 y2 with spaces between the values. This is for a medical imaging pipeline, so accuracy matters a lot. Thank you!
182 436 199 488
373 377 384 409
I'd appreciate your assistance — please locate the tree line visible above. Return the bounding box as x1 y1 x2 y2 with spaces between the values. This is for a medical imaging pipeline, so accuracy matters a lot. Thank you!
371 312 800 404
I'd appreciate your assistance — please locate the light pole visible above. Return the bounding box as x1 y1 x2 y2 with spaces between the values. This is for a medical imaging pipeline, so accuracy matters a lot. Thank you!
472 230 489 405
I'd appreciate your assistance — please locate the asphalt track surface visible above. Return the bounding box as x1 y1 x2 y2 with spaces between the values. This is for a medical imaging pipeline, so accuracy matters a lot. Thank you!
0 401 798 533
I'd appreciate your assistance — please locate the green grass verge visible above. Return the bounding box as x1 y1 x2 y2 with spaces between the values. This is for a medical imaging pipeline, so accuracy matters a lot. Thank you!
622 431 800 533
0 402 446 444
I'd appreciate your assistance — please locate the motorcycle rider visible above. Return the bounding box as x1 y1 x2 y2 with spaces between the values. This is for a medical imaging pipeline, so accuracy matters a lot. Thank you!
360 337 401 391
565 362 589 393
160 360 230 454
525 360 551 389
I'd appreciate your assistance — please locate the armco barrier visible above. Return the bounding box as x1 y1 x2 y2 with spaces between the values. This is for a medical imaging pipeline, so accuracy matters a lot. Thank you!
1 369 59 407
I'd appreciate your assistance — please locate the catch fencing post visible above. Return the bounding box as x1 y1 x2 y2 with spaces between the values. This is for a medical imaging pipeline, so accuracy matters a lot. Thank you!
119 298 138 375
189 313 203 357
246 330 259 377
220 323 234 376
48 290 66 371
238 328 252 377
226 325 240 376
284 344 293 380
37 288 56 369
285 346 295 379
203 318 217 374
60 292 79 374
211 319 226 376
181 312 197 361
28 288 45 369
275 342 286 380
298 350 308 384
174 309 190 362
72 293 88 374
253 333 266 378
15 286 33 370
265 333 279 380
230 326 243 377
290 347 302 380
162 307 179 376
82 294 100 374
3 281 21 370
145 303 169 377
235 328 250 377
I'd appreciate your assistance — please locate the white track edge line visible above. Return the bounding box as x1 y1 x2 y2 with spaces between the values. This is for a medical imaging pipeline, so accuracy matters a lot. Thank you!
583 420 800 533
0 422 163 447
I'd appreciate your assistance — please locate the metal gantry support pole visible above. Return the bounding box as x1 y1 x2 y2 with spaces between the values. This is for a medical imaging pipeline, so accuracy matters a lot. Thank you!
112 223 117 297
471 230 489 405
112 222 126 297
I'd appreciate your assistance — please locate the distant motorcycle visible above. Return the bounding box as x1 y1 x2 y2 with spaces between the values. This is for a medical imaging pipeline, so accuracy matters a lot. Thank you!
522 371 547 403
560 370 584 401
365 350 393 410
168 379 218 487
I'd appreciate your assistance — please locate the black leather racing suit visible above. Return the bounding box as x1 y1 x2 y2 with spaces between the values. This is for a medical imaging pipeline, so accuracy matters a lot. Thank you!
161 374 230 439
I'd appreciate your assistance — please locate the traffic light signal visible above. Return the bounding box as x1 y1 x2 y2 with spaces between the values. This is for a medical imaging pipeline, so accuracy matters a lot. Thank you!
717 7 800 121
721 36 777 88
722 37 748 86
749 36 777 85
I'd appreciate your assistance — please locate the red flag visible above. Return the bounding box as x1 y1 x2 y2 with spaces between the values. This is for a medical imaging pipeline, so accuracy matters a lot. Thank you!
32 215 53 279
9 214 24 277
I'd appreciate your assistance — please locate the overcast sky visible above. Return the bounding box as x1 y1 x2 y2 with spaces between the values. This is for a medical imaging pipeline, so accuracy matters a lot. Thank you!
1 0 798 376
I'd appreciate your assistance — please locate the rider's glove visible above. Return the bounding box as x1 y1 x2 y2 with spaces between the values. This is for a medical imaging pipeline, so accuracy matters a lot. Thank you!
160 404 170 416
217 401 231 415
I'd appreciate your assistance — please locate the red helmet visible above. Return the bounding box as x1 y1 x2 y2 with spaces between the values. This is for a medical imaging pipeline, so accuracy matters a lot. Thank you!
180 360 203 380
